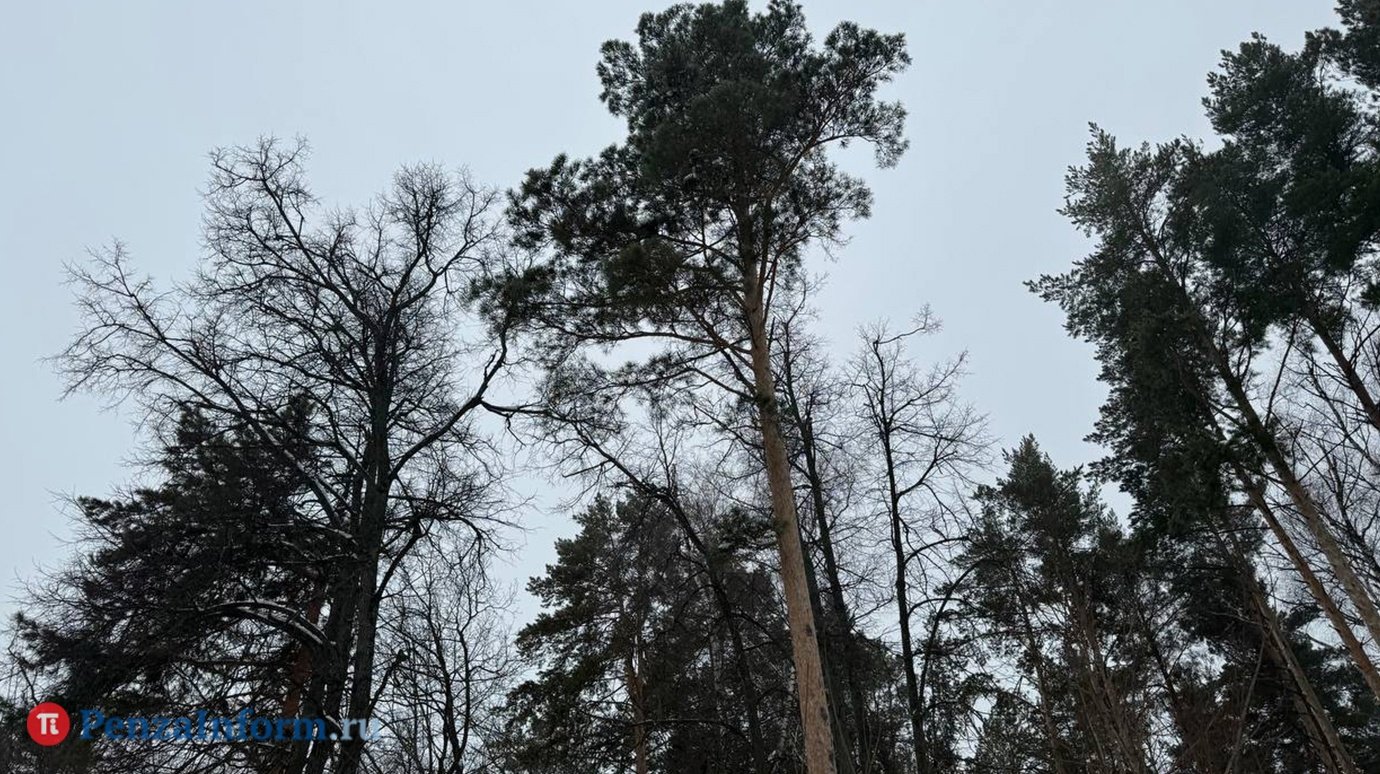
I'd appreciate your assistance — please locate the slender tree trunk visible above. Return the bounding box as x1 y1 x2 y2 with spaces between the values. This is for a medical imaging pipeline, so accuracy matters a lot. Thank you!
1244 572 1358 774
1223 372 1380 658
1231 460 1380 701
335 385 394 774
336 549 384 774
864 344 927 774
787 381 872 771
802 537 859 774
626 638 650 774
282 591 325 718
658 491 770 774
303 562 365 774
1134 603 1224 773
1012 584 1069 774
915 569 975 774
1305 307 1380 433
1069 597 1149 774
1141 237 1380 671
811 525 869 774
883 454 924 774
743 271 836 774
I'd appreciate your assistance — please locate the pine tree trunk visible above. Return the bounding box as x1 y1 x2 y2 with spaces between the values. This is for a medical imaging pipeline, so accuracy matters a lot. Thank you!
744 275 836 774
1012 584 1069 774
273 590 324 774
1305 307 1380 433
802 540 859 774
1140 236 1380 684
625 640 650 774
1069 598 1150 773
792 391 871 771
1232 461 1380 701
1243 568 1359 774
1134 604 1225 773
1221 370 1380 660
281 591 325 718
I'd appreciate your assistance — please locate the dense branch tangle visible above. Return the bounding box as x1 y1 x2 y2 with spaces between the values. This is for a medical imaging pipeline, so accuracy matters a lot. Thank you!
59 139 515 774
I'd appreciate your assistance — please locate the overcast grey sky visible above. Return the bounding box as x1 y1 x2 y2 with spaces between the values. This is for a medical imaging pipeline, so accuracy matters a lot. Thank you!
0 1 1341 619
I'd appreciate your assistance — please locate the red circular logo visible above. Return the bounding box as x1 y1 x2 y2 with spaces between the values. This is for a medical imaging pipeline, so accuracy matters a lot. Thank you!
27 702 70 746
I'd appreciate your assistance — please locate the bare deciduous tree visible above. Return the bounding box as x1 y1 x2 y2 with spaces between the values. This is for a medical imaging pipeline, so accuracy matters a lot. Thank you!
59 139 516 774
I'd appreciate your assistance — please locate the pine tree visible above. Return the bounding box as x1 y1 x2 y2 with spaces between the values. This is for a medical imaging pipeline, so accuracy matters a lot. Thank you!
497 4 910 769
500 494 794 773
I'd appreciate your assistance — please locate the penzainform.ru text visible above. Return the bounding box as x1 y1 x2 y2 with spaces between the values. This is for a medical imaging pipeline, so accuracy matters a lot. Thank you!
26 702 382 747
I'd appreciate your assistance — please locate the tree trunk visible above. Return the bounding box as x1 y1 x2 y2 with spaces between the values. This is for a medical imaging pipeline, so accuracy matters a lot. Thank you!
1231 460 1380 701
744 274 836 774
883 453 925 774
626 638 650 774
1069 596 1149 774
334 387 394 774
1243 569 1359 774
335 549 383 774
1141 237 1380 679
1222 369 1380 661
1012 582 1069 774
802 541 859 774
273 589 324 774
281 591 325 718
787 378 871 772
1133 603 1224 773
1305 307 1380 433
658 489 771 774
302 561 365 774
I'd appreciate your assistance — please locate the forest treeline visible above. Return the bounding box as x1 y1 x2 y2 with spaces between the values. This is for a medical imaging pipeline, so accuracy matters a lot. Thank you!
3 1 1379 772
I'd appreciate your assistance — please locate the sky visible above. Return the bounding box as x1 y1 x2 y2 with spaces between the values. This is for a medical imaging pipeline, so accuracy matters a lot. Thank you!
0 0 1342 622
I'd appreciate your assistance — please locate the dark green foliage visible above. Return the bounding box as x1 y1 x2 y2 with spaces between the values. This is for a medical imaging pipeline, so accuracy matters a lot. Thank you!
9 403 323 770
1035 138 1239 537
1032 6 1380 769
15 404 320 706
969 692 1047 773
964 438 1153 773
1186 28 1380 333
1313 1 1380 90
499 495 795 773
501 0 909 342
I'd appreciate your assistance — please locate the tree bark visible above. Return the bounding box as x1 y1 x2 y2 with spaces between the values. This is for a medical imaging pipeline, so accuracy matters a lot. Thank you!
1242 567 1359 774
1305 306 1380 433
882 437 925 774
626 637 650 774
657 488 771 774
273 590 324 774
334 390 393 774
744 270 836 774
780 353 871 772
1133 603 1225 773
802 538 859 774
302 559 366 774
1231 460 1380 701
1221 369 1380 661
1139 233 1380 678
